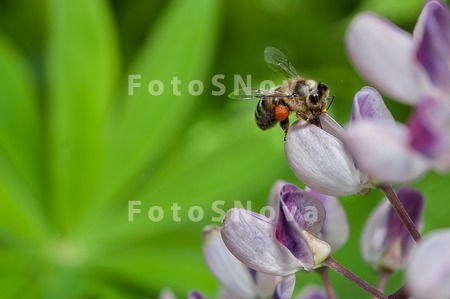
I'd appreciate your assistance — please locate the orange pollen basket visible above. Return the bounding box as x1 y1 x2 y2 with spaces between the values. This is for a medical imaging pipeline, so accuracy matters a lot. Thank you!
275 105 290 122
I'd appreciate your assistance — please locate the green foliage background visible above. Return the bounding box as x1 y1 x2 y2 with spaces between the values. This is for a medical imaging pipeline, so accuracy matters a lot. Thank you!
0 0 448 298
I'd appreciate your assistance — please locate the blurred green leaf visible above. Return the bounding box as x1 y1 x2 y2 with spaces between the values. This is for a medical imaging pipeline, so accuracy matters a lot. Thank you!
0 32 45 241
0 164 44 242
95 246 217 296
98 0 223 205
0 248 31 298
46 0 119 232
0 33 41 190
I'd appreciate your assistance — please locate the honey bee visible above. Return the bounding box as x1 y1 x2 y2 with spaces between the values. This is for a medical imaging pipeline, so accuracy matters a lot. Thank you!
230 47 334 138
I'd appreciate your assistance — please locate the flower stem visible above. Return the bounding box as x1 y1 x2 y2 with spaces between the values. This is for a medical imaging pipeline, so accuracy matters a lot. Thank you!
375 271 391 298
380 184 422 242
325 257 388 299
317 267 336 299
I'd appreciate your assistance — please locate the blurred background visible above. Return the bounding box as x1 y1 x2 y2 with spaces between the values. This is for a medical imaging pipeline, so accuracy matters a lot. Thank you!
0 0 448 298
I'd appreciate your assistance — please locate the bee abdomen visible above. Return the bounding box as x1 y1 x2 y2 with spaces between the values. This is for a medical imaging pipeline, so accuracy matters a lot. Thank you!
255 99 277 130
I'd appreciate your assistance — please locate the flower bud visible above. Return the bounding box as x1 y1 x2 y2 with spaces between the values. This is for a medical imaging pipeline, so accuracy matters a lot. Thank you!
361 187 424 272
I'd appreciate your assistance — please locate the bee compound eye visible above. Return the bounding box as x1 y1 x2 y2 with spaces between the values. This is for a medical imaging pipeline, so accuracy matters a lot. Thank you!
309 91 320 104
318 83 328 92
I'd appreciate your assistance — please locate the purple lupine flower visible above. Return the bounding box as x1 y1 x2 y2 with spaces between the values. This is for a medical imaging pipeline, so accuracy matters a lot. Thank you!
350 86 395 125
346 0 450 104
297 286 327 299
267 181 349 253
307 188 349 252
345 87 430 183
406 229 450 299
285 114 374 196
187 291 205 299
221 184 331 276
407 96 450 172
344 1 450 182
203 225 294 299
361 187 424 272
158 288 207 299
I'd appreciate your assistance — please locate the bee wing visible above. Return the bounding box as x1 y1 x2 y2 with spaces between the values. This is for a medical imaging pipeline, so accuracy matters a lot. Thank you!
264 47 299 79
229 88 289 100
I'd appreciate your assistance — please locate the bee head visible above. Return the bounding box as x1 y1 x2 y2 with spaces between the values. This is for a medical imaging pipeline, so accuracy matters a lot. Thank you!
307 82 329 109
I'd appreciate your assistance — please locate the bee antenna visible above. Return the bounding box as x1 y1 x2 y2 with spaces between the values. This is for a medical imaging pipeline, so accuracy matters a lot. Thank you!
327 95 335 110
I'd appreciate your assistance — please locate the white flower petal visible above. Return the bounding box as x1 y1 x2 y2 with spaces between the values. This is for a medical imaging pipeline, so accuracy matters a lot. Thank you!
267 180 287 223
345 120 430 183
406 229 450 299
285 120 365 196
158 289 177 299
219 288 236 299
255 272 281 298
202 226 259 298
320 113 347 141
273 275 296 299
360 200 390 270
346 13 421 105
221 208 303 276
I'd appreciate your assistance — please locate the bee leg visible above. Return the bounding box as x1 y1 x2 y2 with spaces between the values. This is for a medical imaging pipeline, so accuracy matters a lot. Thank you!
296 112 322 128
280 118 289 141
295 111 310 122
313 118 322 128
